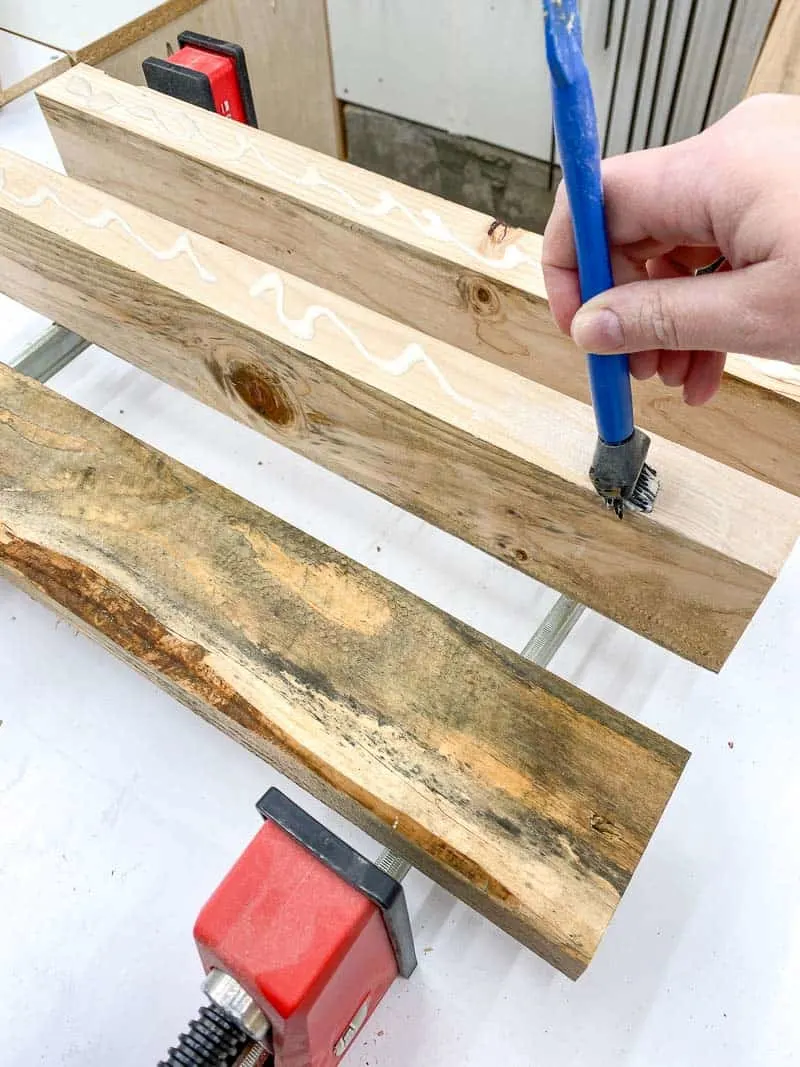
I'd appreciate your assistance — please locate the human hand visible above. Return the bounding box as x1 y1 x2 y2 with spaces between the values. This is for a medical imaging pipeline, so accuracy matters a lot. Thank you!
542 93 800 405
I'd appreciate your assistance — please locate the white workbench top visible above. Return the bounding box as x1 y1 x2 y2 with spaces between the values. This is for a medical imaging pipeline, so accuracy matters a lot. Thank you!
0 0 200 59
2 89 800 1067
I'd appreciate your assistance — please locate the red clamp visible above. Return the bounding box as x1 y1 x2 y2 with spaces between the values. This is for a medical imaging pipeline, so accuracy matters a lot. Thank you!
143 31 258 127
179 789 416 1066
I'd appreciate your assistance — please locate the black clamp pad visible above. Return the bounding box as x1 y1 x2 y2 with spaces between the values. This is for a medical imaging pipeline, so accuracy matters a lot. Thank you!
142 57 217 113
142 29 258 128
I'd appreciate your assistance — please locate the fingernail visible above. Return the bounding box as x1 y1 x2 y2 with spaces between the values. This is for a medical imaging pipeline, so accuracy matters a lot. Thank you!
571 307 624 352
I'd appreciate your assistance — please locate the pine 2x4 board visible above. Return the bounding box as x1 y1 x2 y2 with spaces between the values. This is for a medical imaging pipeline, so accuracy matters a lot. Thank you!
0 144 797 669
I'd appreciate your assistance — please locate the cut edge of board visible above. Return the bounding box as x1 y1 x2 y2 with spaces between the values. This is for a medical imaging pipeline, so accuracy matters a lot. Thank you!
726 353 800 403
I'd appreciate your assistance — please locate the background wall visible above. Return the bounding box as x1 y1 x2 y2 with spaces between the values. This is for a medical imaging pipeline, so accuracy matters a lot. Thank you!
327 0 777 229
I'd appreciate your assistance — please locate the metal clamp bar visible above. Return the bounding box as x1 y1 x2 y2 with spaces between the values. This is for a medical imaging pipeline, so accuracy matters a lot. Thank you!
11 324 89 383
521 595 585 669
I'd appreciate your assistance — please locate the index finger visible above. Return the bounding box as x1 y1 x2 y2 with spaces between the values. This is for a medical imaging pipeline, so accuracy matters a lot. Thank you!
542 140 719 333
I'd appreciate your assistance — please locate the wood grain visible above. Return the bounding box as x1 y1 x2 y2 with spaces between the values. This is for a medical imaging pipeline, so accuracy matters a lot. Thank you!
0 146 798 669
38 65 800 495
748 0 800 95
0 361 689 978
0 31 69 107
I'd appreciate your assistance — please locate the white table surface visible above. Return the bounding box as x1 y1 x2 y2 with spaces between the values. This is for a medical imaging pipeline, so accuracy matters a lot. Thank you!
2 90 800 1067
0 0 186 57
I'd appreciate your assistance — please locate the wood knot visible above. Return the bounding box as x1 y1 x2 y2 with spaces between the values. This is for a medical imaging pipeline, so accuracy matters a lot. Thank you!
457 273 501 319
590 813 618 838
487 218 509 244
224 361 299 428
79 465 97 490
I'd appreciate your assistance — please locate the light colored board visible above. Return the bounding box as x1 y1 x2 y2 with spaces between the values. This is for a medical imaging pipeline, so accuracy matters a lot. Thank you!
0 361 689 979
748 0 800 95
0 0 202 62
38 66 800 497
0 31 70 108
99 0 343 157
1 146 798 668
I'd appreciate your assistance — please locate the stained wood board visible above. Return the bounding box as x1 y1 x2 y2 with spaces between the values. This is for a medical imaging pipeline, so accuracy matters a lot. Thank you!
38 66 800 496
1 146 798 669
748 0 800 95
0 361 689 978
0 31 70 108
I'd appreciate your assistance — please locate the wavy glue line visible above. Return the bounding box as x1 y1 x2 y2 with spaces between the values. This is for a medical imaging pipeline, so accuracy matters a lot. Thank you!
248 272 478 412
66 75 539 273
0 163 476 416
0 167 215 283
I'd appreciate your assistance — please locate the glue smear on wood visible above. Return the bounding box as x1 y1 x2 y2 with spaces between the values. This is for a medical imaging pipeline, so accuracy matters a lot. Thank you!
0 167 216 282
66 74 540 274
0 166 482 417
249 273 477 408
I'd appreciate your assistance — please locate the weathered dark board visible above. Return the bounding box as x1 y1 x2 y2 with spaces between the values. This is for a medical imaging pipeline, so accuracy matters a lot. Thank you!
0 363 689 978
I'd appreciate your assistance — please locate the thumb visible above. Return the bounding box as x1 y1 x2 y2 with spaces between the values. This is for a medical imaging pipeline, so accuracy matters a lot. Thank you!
570 268 768 356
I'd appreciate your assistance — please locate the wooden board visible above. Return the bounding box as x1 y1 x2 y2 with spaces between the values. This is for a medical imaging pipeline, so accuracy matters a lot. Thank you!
38 66 800 497
0 30 70 107
748 0 800 95
0 147 798 670
0 362 690 979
